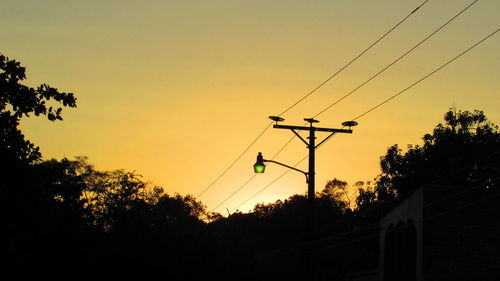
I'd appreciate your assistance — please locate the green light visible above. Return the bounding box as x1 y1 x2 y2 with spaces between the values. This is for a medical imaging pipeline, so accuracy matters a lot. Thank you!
254 163 266 173
254 152 266 173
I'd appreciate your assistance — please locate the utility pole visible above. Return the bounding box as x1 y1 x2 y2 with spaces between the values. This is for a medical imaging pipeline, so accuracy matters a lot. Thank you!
270 116 356 281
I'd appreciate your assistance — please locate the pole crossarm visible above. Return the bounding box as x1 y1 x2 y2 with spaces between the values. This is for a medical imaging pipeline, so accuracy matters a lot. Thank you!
273 124 352 134
273 123 353 150
264 159 309 183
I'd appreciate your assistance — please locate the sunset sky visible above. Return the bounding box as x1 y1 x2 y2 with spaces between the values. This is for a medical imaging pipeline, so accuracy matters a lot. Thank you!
3 0 499 213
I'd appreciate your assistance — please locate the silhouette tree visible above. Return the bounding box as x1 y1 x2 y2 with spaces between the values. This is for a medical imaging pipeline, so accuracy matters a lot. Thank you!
321 178 352 209
17 156 214 277
17 158 90 273
2 54 78 275
0 54 76 164
79 161 152 231
356 108 500 216
355 182 381 222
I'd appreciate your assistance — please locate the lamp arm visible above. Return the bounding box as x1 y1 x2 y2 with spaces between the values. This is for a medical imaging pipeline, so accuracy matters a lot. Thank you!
264 159 309 183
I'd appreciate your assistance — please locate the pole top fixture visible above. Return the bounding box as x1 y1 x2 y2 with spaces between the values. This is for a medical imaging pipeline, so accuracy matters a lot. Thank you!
269 116 285 124
304 118 319 124
341 120 358 129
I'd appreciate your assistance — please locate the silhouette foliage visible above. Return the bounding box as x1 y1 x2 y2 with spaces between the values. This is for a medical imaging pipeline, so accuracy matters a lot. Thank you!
356 109 500 222
0 54 76 164
5 54 499 279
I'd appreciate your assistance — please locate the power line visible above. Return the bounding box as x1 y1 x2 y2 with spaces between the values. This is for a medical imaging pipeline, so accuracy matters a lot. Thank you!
351 27 499 121
305 27 500 188
312 0 480 119
311 26 498 152
210 131 302 212
277 0 431 117
217 0 478 210
223 0 478 211
196 2 429 199
230 26 499 214
210 174 258 212
196 121 273 198
280 0 481 160
305 26 499 163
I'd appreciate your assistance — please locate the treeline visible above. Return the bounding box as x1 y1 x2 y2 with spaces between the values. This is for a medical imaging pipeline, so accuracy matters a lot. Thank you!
6 156 212 278
3 53 499 279
6 155 379 279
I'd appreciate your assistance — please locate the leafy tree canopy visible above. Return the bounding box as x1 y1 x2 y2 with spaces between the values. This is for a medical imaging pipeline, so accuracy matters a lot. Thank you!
374 109 499 202
0 54 76 164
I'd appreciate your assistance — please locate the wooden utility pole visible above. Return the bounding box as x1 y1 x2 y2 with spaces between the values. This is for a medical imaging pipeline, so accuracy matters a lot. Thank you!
272 117 354 281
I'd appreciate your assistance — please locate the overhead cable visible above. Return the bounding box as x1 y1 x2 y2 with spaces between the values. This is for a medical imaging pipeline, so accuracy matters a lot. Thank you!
230 26 499 213
278 0 431 117
351 27 499 122
312 0 480 119
197 1 429 199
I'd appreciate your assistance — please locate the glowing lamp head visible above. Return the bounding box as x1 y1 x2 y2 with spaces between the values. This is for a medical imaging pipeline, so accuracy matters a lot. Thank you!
254 152 266 173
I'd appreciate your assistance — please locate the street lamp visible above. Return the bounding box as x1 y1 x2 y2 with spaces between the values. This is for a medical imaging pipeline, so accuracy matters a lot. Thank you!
254 116 357 281
254 152 309 183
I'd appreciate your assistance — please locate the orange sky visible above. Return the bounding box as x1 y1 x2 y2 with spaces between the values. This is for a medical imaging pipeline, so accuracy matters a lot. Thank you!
3 0 499 213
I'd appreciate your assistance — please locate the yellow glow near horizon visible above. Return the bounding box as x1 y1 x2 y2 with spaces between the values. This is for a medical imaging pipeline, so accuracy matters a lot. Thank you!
3 0 499 213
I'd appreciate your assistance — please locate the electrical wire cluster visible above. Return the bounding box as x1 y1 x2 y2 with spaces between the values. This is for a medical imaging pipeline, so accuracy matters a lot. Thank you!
196 0 498 213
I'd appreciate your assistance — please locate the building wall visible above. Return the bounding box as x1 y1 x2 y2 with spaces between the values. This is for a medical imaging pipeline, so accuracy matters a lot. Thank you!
379 187 423 281
422 185 500 281
380 185 500 281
